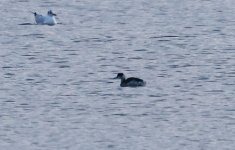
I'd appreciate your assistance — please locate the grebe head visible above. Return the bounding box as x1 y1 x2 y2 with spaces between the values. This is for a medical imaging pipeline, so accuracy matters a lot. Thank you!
114 73 125 79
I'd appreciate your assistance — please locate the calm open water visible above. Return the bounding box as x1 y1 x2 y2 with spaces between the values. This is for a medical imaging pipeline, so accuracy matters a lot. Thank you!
0 0 235 150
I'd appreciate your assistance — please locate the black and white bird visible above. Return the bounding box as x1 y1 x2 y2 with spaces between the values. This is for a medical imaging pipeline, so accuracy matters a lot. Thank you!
32 10 57 25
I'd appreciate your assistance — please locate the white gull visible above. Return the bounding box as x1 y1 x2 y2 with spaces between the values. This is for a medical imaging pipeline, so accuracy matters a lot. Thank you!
32 10 57 25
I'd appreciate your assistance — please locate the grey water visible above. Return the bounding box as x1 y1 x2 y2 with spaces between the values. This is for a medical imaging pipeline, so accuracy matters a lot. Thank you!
0 0 235 149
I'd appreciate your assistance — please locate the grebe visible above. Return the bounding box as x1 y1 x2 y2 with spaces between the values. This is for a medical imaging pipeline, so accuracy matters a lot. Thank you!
114 73 146 87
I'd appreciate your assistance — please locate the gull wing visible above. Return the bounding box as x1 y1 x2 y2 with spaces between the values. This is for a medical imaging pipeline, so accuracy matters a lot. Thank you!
35 14 45 24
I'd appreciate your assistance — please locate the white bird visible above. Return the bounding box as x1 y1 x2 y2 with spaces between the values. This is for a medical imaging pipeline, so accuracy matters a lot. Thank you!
32 10 57 25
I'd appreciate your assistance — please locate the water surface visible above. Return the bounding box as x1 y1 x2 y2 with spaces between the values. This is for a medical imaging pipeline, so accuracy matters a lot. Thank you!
0 0 235 149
